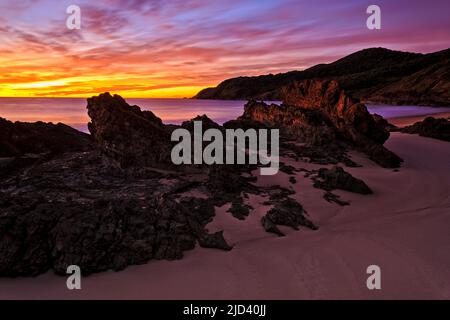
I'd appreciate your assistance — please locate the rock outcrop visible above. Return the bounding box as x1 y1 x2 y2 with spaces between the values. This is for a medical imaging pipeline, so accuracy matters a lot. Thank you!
240 80 403 168
0 117 92 157
261 198 318 237
0 89 389 277
400 117 450 142
0 151 229 277
182 114 221 131
239 101 336 145
312 166 373 195
281 80 389 144
0 95 242 277
87 92 173 167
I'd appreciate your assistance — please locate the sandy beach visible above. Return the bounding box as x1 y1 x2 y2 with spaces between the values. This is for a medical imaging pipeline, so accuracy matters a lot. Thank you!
1 112 449 300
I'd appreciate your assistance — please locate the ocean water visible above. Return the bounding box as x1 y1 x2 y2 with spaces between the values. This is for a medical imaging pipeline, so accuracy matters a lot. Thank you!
0 97 449 133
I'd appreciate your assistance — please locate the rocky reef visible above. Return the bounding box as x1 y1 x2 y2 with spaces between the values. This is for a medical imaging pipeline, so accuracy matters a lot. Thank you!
0 117 92 157
0 150 231 276
0 84 388 277
239 80 403 168
400 117 450 142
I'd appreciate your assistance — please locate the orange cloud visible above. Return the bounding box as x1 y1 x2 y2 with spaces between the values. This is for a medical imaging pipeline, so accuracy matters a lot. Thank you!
0 0 448 98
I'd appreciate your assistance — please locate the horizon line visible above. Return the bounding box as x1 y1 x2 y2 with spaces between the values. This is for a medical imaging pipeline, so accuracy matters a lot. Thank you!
2 47 448 100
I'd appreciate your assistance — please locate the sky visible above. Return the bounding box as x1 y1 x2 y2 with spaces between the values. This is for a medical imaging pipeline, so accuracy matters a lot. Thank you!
0 0 449 98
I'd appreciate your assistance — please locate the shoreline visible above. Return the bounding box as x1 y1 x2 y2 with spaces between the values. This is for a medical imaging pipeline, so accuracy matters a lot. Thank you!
1 100 450 134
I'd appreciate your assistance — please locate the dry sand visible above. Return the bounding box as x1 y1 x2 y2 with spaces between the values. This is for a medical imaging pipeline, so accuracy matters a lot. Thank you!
1 114 449 300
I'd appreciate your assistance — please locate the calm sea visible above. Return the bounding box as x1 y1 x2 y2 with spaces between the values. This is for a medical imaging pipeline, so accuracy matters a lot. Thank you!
1 97 449 133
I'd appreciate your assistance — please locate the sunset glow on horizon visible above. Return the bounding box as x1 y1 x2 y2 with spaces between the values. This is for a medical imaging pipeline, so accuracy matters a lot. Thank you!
1 0 449 98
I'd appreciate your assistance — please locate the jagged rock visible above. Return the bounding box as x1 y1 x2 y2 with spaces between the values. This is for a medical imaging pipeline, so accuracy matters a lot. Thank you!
281 80 388 142
323 191 350 206
279 163 296 174
362 142 403 168
0 193 200 276
0 155 43 179
261 216 285 237
239 80 402 168
261 198 318 236
280 141 359 167
87 92 173 167
182 114 221 131
281 80 402 167
240 100 337 145
207 165 257 206
264 185 296 203
400 117 450 141
0 151 225 277
373 114 398 132
198 231 233 251
313 166 373 195
0 89 393 277
223 118 269 130
227 199 252 220
0 117 92 157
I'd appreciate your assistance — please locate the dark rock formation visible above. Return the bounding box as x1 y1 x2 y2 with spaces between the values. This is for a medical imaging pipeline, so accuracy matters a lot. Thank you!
323 191 350 206
87 92 173 167
281 141 359 167
239 80 403 168
308 166 372 206
279 163 296 174
373 114 398 132
1 89 395 277
195 47 450 106
223 118 269 131
281 80 389 144
1 95 246 277
261 216 285 237
400 117 450 142
207 165 257 206
0 151 231 277
198 231 233 251
362 143 403 168
0 117 92 157
182 114 221 131
227 200 252 220
312 166 373 195
240 100 337 145
261 198 318 237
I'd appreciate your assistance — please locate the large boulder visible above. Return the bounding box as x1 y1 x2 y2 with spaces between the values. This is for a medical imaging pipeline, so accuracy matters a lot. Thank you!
87 92 173 167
